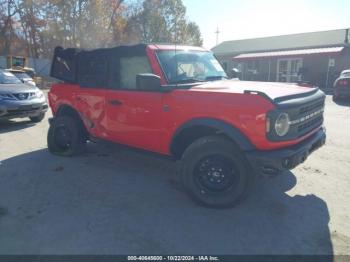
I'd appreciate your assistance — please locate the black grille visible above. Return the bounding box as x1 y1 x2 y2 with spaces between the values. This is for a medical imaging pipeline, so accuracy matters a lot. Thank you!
299 100 325 115
1 93 37 100
298 116 323 133
7 104 41 112
267 95 325 141
6 109 38 116
6 104 42 117
13 93 29 100
295 99 324 137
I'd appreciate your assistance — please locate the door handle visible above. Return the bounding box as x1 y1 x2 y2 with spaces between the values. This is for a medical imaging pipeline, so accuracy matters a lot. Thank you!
109 99 123 106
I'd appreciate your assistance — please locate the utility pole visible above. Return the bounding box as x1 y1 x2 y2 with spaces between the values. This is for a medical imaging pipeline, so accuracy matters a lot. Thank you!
215 26 220 46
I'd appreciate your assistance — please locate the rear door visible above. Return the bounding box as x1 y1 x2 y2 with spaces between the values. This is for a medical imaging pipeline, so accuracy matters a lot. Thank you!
74 50 108 138
105 52 163 152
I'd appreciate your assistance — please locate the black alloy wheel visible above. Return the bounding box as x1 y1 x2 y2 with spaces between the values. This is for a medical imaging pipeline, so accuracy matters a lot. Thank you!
179 136 255 208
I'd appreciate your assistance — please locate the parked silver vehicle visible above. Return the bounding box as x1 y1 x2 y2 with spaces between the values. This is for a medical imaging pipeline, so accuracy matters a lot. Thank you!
0 69 48 122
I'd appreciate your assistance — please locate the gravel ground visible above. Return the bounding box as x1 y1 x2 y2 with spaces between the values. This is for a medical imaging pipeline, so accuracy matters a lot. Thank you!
0 95 349 255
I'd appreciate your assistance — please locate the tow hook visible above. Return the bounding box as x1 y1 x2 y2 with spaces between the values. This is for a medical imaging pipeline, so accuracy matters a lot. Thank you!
48 117 55 126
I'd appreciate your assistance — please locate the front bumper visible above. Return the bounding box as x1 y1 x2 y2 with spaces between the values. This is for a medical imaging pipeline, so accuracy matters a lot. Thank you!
246 127 326 175
0 101 48 120
334 87 350 97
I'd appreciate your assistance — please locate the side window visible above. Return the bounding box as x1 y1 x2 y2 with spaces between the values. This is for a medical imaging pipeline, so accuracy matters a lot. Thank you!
51 47 78 83
120 56 152 90
78 53 107 88
108 57 119 88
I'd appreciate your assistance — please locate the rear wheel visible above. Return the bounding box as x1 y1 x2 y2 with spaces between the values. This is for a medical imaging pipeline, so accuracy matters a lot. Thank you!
29 112 45 123
179 136 255 208
47 116 86 156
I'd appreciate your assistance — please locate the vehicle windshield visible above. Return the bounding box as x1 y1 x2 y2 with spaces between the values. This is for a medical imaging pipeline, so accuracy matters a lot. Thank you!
341 71 350 78
0 70 23 84
12 72 32 80
157 50 227 84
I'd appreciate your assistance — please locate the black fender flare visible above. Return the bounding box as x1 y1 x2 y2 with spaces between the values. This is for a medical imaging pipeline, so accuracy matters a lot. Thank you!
55 104 80 119
170 118 255 153
54 104 90 132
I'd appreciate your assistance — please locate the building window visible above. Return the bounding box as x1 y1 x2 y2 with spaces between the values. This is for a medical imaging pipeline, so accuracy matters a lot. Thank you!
277 58 303 83
246 60 259 74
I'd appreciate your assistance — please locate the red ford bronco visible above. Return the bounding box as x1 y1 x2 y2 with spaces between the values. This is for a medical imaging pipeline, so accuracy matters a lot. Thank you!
48 44 326 207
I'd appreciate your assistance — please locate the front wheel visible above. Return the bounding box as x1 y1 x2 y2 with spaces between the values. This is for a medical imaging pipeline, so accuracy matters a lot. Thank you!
179 136 255 208
47 116 86 156
29 112 45 123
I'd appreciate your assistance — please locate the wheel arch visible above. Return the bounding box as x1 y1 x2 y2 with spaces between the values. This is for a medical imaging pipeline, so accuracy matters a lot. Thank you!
170 118 255 160
54 104 89 138
56 104 80 118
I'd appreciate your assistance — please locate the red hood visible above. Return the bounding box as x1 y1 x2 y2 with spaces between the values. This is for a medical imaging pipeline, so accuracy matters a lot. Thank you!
190 80 316 101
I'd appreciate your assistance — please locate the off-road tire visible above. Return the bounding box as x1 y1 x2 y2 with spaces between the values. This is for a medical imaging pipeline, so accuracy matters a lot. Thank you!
47 116 86 156
178 136 255 208
29 112 45 123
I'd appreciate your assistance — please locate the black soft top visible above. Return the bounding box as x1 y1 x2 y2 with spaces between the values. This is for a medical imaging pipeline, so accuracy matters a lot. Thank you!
50 44 147 84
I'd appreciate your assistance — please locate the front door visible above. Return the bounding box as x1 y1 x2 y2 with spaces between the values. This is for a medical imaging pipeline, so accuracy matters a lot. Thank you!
277 58 303 82
105 55 163 152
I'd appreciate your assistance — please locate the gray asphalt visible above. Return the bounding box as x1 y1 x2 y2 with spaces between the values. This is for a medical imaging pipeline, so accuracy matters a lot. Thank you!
0 95 349 255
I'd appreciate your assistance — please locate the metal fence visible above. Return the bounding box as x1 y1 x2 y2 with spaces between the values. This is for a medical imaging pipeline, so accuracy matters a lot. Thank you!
0 56 51 77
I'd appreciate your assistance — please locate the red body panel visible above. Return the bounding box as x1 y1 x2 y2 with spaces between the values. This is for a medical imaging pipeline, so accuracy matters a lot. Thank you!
104 89 163 152
48 45 322 156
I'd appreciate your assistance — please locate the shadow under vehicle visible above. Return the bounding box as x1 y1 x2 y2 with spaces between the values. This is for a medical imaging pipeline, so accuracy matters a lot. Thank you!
0 145 333 256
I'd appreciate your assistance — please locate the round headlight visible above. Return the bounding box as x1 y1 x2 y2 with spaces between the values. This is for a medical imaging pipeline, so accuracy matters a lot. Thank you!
275 112 290 136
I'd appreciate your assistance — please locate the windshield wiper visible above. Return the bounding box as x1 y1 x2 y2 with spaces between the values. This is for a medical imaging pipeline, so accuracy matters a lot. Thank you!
205 76 228 81
174 78 205 84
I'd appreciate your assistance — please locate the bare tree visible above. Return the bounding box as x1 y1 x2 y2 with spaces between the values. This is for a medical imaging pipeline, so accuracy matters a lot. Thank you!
0 0 203 58
0 0 17 55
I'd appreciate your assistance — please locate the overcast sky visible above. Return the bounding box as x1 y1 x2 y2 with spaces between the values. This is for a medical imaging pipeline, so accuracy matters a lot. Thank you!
182 0 350 49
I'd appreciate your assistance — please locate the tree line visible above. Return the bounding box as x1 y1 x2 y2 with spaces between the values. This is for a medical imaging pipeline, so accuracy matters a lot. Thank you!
0 0 203 58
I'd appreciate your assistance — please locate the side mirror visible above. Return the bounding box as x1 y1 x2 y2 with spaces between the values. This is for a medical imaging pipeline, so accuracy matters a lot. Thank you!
231 68 240 79
136 73 161 91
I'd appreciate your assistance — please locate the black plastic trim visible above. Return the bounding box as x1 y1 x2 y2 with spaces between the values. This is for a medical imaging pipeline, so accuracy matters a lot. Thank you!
171 118 255 152
275 89 325 109
266 89 326 142
273 87 319 103
246 127 326 174
243 90 275 104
